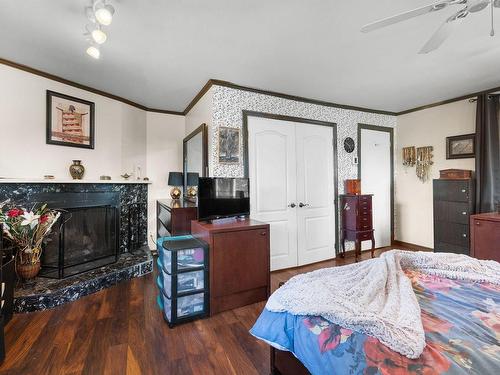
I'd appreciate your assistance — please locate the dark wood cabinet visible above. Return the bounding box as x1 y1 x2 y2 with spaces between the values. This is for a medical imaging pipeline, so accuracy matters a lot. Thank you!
156 199 197 237
191 219 270 315
433 179 475 255
470 212 500 262
340 194 375 262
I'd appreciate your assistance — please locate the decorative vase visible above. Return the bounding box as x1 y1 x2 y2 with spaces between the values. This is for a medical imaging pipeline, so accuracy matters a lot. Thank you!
16 261 41 280
69 160 85 180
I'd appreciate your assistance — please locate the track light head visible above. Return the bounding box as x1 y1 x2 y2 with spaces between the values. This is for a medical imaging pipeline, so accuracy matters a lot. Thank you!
86 45 100 59
94 2 115 26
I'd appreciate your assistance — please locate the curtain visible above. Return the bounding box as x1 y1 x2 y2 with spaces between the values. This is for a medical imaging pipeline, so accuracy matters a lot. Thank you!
475 94 500 213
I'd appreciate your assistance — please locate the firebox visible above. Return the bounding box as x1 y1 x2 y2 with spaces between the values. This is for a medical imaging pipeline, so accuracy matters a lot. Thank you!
33 192 120 279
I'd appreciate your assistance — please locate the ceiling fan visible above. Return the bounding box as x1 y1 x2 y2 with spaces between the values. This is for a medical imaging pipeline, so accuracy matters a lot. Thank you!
361 0 500 53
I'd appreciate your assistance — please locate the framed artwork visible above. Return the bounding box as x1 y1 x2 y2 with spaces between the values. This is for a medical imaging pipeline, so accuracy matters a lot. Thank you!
46 90 95 149
446 133 475 159
218 126 240 164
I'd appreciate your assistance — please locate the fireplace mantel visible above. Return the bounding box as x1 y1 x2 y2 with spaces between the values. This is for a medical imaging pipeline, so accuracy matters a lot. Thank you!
0 178 152 184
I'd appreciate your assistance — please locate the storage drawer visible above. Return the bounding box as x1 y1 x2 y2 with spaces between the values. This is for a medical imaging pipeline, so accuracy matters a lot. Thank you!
433 180 472 202
434 221 469 248
434 201 471 225
157 258 205 298
357 214 372 230
434 242 469 255
157 291 206 322
159 237 206 273
357 230 373 241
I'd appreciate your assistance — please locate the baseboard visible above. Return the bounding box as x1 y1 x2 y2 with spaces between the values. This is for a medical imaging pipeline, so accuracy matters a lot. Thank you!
392 240 433 252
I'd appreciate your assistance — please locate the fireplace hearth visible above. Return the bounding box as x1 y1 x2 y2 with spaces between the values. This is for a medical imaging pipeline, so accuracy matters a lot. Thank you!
0 181 153 312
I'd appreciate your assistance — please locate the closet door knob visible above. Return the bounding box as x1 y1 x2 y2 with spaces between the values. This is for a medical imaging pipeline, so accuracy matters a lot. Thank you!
288 203 296 208
299 202 309 208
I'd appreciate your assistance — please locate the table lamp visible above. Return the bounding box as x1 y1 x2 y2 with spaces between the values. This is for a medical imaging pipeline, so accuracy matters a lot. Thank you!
168 172 183 199
186 172 199 198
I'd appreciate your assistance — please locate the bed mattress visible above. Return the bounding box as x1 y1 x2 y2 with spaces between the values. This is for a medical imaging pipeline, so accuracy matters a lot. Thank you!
251 270 500 374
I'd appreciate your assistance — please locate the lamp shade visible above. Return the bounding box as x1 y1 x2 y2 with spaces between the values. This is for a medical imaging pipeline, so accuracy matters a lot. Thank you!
168 172 183 186
187 172 199 186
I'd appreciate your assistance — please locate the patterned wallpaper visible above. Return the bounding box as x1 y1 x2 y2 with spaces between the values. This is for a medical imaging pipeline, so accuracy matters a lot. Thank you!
208 85 398 252
210 85 397 194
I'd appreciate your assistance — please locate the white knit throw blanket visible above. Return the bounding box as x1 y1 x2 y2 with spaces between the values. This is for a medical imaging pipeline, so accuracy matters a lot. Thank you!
266 250 500 359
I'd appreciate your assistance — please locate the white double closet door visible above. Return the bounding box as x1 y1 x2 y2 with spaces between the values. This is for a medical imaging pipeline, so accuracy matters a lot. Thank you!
248 117 336 271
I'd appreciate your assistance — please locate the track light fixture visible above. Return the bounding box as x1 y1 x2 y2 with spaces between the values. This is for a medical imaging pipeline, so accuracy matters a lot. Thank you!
86 45 100 59
94 1 115 26
85 24 107 44
84 1 115 59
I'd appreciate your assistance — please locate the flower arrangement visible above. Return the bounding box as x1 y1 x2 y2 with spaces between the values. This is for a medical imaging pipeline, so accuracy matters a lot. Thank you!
0 200 61 269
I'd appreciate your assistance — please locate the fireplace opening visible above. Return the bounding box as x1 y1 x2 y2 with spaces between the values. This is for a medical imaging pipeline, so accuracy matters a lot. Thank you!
33 192 119 279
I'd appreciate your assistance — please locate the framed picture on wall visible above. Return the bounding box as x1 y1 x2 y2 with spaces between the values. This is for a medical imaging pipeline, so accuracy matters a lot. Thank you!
218 126 240 164
46 90 95 149
446 133 475 159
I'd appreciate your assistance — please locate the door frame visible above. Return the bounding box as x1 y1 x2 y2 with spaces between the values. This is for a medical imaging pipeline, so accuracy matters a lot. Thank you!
357 123 394 244
242 110 340 254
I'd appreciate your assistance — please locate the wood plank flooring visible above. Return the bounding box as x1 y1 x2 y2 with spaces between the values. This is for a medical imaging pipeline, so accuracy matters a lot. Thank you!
0 245 421 375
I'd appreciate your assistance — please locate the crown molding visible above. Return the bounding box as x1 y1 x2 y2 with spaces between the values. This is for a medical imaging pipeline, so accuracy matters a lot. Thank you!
0 57 184 116
396 84 500 115
184 79 398 116
3 56 499 118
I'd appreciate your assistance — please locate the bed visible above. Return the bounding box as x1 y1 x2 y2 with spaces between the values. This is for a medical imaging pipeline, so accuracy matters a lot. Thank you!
251 268 500 374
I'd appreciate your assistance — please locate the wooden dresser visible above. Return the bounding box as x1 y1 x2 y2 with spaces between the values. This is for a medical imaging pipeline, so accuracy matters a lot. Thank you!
156 199 197 237
470 212 500 262
433 179 475 255
191 218 270 315
340 194 374 262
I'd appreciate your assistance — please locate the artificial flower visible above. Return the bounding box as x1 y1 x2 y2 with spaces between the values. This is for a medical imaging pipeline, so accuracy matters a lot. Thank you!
7 208 24 218
20 211 40 230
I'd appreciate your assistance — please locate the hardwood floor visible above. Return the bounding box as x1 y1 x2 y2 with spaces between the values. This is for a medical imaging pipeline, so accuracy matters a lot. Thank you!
0 245 421 375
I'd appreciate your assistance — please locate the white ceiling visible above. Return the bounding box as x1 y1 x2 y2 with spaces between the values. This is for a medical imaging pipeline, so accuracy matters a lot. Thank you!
1 0 500 113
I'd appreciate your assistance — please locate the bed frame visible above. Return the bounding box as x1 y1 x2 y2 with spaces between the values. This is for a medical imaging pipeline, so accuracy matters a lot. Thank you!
271 348 310 375
270 282 311 375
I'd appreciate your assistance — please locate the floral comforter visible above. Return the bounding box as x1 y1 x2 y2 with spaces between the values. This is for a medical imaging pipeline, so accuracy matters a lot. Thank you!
250 270 500 374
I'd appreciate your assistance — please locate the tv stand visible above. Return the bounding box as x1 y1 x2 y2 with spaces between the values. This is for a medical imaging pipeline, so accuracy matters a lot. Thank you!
191 218 270 315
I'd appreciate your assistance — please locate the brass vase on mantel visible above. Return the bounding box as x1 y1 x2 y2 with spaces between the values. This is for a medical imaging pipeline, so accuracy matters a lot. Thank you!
69 160 85 180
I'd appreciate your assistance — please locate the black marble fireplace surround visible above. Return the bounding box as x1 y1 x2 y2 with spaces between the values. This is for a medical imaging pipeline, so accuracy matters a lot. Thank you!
0 182 153 312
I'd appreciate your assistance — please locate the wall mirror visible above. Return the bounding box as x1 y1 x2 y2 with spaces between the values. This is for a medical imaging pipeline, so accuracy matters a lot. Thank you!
183 123 208 201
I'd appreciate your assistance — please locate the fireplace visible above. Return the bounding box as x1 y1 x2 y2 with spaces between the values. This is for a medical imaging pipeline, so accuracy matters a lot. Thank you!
33 192 120 279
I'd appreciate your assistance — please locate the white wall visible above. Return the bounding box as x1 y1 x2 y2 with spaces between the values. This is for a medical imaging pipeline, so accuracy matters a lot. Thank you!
185 86 213 136
395 99 476 248
0 64 147 180
146 112 186 248
0 64 188 250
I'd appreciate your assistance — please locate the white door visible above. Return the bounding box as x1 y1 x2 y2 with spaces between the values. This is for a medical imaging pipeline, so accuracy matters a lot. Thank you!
296 124 336 265
248 116 336 271
248 117 298 271
360 128 392 249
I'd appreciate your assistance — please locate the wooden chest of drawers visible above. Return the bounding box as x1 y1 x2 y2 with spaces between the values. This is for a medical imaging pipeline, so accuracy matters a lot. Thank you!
433 179 475 255
340 194 375 262
470 212 500 262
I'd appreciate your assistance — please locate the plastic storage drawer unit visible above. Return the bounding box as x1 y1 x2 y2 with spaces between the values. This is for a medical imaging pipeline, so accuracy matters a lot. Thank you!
155 235 209 327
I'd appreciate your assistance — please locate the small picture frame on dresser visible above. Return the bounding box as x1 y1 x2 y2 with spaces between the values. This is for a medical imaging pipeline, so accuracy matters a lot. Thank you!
446 134 475 159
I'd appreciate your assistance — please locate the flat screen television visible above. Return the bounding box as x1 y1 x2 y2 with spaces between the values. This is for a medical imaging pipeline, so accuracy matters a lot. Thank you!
198 177 250 221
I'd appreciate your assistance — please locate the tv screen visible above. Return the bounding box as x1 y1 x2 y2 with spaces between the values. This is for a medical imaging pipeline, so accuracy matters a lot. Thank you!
198 177 250 221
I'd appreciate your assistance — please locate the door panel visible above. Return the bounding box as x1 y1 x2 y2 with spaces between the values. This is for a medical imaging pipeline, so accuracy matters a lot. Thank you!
248 117 298 271
360 128 392 249
296 124 336 265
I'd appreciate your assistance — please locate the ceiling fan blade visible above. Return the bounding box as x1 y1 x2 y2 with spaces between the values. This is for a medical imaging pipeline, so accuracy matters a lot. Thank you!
361 0 454 33
419 11 466 54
